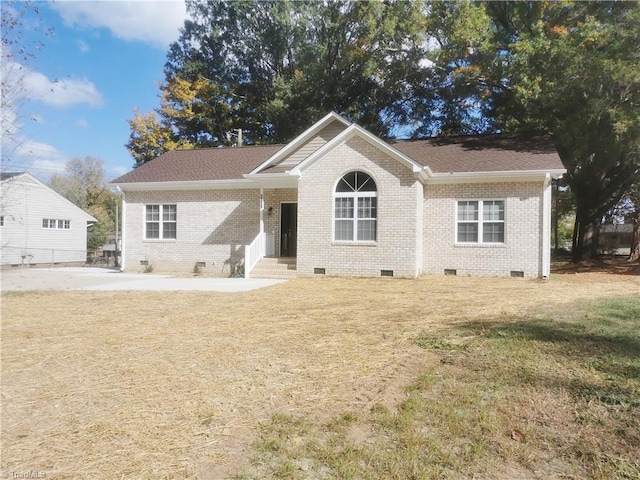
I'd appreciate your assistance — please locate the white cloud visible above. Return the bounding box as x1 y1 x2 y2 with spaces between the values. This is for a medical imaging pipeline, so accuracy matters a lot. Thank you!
2 136 69 180
3 60 104 108
76 39 90 53
51 1 188 49
76 118 88 129
22 65 104 108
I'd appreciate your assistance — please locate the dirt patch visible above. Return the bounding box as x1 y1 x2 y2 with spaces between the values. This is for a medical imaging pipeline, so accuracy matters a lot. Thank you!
553 255 640 276
2 269 639 479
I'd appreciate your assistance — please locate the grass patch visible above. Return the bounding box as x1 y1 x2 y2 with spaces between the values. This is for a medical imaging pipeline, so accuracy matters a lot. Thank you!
240 295 640 479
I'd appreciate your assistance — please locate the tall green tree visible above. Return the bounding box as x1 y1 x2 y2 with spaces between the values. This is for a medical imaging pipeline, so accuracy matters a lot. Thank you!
497 2 640 261
415 1 640 261
128 0 425 161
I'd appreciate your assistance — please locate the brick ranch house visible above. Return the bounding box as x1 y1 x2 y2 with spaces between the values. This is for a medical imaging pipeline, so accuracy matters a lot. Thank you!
110 112 566 279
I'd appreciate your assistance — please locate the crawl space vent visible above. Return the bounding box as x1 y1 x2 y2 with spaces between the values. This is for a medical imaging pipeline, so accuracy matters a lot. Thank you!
444 269 457 276
380 270 394 277
139 260 149 266
314 267 326 275
510 270 525 278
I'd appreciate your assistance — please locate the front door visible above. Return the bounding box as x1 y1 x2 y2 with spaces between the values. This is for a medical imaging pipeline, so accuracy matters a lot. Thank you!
280 203 297 257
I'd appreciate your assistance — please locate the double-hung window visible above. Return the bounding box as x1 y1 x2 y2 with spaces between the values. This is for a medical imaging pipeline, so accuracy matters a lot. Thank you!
457 200 504 244
146 204 177 239
334 171 377 242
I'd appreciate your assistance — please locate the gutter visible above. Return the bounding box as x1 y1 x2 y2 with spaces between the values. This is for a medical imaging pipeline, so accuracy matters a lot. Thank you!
421 168 566 184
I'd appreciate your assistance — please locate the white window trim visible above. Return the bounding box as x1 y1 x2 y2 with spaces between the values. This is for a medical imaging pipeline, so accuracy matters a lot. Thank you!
42 218 71 229
333 172 378 243
144 204 177 241
455 199 505 245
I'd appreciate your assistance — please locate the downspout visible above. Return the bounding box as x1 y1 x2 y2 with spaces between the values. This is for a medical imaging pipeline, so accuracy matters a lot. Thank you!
542 174 552 279
117 186 126 271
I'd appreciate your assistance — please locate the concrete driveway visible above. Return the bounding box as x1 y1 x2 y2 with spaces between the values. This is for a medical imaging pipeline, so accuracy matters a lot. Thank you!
0 267 286 292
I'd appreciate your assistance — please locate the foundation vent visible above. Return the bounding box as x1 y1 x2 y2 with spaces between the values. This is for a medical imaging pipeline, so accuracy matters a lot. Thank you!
140 260 149 266
381 270 394 277
444 269 457 276
314 267 326 275
510 270 525 278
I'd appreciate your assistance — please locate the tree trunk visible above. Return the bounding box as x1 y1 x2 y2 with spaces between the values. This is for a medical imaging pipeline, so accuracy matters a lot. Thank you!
628 218 640 262
627 188 640 262
572 206 602 262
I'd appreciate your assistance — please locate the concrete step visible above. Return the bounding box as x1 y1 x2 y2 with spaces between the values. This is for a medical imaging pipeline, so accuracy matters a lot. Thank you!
249 257 297 279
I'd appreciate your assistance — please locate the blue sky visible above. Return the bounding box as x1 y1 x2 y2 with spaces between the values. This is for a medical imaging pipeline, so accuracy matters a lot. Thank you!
2 0 189 182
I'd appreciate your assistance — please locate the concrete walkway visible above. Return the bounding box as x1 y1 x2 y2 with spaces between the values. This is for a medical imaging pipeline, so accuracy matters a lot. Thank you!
0 267 287 292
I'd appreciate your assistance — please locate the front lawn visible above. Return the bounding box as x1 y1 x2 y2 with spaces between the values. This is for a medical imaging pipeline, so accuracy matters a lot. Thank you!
2 270 639 479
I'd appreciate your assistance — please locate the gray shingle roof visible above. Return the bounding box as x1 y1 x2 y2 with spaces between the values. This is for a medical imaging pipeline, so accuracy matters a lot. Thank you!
390 133 563 173
111 133 563 184
111 145 285 184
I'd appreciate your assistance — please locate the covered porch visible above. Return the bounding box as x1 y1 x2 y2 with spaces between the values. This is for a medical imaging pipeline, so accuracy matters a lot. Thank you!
244 183 298 278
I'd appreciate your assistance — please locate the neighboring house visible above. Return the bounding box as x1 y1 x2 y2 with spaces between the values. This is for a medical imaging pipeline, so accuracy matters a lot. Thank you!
1 172 97 267
599 224 634 256
110 112 566 279
94 234 121 265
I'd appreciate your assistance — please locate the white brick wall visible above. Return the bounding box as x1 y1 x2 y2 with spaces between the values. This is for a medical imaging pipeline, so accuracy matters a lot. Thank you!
423 181 544 278
297 136 423 278
123 189 259 276
121 162 547 279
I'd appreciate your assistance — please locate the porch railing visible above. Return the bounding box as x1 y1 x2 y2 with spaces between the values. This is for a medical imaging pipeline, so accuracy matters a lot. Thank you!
244 231 265 278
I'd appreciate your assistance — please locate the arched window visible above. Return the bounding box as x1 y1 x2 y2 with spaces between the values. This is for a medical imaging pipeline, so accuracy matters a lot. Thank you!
334 171 377 241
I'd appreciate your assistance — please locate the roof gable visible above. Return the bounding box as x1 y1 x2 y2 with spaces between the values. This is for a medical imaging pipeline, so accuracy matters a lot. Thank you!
290 124 423 176
249 112 351 174
2 172 97 222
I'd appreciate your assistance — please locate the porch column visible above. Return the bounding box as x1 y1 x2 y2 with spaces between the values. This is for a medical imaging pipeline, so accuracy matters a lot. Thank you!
260 187 265 234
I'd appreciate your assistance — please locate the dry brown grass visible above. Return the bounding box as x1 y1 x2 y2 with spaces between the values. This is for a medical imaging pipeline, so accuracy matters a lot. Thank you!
2 268 639 479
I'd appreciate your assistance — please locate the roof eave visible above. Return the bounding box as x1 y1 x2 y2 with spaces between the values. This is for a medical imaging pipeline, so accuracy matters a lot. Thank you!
243 172 300 188
424 168 566 184
109 179 257 191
